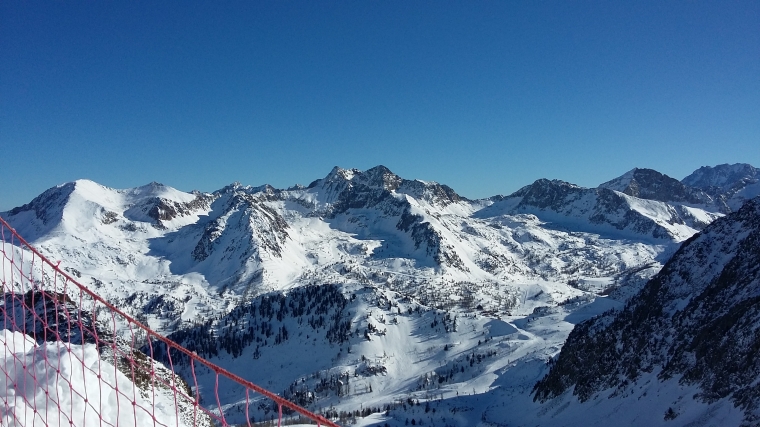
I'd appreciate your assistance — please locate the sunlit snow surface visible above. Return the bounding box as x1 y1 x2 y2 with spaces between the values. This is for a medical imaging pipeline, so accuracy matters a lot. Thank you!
0 330 187 427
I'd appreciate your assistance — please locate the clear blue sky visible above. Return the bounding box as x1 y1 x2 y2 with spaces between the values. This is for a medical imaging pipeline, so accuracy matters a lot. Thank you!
2 1 758 210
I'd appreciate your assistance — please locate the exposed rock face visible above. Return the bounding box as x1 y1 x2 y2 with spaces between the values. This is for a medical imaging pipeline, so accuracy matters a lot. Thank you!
141 193 215 228
599 168 723 211
683 163 760 211
191 191 290 262
481 178 719 241
533 196 760 425
352 165 403 191
511 179 585 211
298 165 466 268
326 175 407 217
8 182 76 226
2 290 100 345
682 163 759 192
309 165 465 210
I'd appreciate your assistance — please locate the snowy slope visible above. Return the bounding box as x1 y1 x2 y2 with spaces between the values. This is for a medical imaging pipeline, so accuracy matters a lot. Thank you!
152 281 617 425
532 196 760 426
477 178 721 242
2 166 687 333
0 329 210 427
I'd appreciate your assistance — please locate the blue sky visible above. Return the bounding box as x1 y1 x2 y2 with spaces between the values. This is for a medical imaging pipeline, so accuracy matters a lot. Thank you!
1 1 758 210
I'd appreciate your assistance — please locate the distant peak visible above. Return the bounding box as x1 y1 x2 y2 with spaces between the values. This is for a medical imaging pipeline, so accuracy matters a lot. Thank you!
72 178 99 185
598 168 671 193
534 178 580 188
131 181 169 192
353 165 401 191
507 178 581 198
364 165 394 175
217 182 244 194
682 163 758 191
305 166 356 190
325 166 359 181
599 167 715 205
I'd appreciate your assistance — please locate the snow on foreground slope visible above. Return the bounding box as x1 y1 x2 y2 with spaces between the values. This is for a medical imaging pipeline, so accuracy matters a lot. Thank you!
0 329 207 427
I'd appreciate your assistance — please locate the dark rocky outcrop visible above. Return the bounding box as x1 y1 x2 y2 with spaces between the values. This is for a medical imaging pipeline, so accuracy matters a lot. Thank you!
600 168 717 207
683 163 760 211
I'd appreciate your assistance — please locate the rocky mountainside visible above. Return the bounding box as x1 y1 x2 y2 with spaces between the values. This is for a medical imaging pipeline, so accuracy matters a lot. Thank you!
478 178 720 241
598 168 725 212
533 196 760 425
682 163 760 211
593 164 760 214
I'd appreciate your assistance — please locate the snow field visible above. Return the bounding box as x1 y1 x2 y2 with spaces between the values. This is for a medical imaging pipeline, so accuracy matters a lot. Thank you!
0 330 186 427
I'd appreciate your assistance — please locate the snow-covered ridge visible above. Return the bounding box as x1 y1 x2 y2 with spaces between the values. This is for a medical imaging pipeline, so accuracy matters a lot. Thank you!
682 163 758 191
593 164 760 214
477 178 720 242
682 163 760 211
598 167 720 211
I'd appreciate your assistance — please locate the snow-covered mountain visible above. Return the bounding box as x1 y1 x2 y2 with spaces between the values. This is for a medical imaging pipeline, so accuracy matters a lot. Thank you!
532 196 760 426
593 164 760 214
0 163 754 426
682 163 760 211
478 178 720 242
598 167 725 212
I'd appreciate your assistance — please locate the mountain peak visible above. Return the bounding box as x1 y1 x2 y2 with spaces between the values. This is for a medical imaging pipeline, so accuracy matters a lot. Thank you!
597 168 638 192
598 168 668 193
598 167 714 206
509 178 581 198
352 165 401 191
307 165 400 191
682 163 758 191
311 166 360 186
217 182 245 194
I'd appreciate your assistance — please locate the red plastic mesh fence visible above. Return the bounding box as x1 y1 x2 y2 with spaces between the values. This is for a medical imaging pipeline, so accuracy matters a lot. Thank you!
0 216 340 427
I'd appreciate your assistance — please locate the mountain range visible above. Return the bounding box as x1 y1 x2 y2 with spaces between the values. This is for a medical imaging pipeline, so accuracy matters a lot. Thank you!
1 162 759 426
